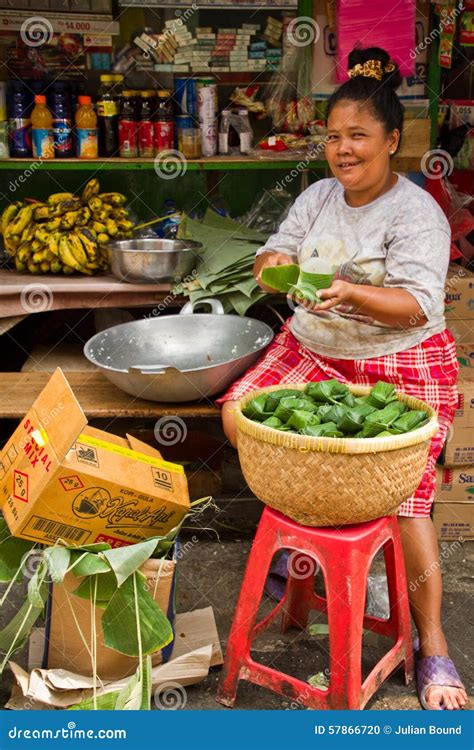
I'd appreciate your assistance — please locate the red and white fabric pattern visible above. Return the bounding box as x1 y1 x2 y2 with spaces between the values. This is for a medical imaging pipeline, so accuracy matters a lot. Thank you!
216 323 459 518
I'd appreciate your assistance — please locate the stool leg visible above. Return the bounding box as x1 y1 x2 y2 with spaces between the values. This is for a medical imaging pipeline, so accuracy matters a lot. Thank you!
384 525 414 685
326 557 369 709
281 552 319 632
217 519 279 707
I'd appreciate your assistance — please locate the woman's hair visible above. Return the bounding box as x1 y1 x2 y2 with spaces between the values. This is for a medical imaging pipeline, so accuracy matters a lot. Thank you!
326 46 404 153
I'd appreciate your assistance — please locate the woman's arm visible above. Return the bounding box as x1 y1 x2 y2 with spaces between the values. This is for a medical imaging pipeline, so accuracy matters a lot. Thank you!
313 281 427 328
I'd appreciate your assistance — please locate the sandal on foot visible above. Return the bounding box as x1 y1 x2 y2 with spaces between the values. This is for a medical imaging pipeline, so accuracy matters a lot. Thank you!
416 655 465 710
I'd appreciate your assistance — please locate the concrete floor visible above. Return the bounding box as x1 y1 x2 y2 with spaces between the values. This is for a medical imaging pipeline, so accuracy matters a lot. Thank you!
1 531 472 711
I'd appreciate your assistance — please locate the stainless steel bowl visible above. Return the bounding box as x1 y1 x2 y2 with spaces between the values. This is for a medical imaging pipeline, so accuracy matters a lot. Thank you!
109 238 202 284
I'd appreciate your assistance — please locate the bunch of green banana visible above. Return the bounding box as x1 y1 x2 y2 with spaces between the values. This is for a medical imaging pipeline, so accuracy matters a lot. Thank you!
1 178 135 275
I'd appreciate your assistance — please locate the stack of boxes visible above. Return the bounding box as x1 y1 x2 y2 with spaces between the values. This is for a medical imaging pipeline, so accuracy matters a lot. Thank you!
154 19 288 73
433 265 474 541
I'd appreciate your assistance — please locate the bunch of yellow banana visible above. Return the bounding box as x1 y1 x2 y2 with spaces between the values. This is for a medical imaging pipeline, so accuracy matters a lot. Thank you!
1 179 134 275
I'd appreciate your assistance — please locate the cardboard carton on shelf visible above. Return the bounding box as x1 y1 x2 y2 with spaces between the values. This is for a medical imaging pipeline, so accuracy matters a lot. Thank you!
444 264 474 320
452 343 474 430
0 368 190 547
447 318 474 345
433 466 474 541
442 429 474 466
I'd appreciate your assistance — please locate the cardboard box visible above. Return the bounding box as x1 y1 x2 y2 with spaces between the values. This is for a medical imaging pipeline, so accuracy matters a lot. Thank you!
46 557 176 680
436 465 474 503
447 318 474 345
433 503 474 541
453 344 474 430
442 428 474 466
0 369 190 547
444 265 474 319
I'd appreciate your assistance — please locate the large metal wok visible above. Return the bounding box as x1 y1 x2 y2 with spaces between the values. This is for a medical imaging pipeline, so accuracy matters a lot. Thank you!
83 299 274 402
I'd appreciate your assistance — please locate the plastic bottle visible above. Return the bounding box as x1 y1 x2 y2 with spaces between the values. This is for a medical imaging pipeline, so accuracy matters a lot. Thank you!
237 108 253 154
138 90 155 158
161 198 180 239
218 110 231 155
8 83 32 158
31 95 54 159
75 95 98 159
97 74 122 157
154 90 174 154
118 89 138 158
49 83 73 158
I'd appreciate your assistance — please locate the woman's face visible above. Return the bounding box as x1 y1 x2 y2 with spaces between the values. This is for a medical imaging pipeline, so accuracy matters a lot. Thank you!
325 100 399 192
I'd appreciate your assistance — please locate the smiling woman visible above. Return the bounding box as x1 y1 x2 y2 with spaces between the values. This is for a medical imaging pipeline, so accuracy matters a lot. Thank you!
217 45 468 712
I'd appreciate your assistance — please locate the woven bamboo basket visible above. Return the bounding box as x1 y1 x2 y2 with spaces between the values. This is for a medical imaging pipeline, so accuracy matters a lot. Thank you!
235 383 439 527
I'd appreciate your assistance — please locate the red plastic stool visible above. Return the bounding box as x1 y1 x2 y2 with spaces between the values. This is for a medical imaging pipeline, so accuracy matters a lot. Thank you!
217 506 414 710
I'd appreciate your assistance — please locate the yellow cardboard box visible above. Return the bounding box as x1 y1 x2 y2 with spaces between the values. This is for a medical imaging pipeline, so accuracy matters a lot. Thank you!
444 265 474 320
0 368 190 547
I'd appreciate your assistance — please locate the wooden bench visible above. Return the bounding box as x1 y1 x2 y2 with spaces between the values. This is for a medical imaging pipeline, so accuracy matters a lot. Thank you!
0 371 220 419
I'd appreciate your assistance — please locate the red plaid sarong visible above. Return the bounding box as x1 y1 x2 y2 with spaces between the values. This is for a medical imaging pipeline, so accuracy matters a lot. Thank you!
216 322 459 518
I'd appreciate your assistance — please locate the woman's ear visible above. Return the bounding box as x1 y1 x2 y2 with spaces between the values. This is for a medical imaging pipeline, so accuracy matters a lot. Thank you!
389 129 401 155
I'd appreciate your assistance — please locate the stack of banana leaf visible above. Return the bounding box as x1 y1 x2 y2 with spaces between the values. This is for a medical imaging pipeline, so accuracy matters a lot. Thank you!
177 209 270 315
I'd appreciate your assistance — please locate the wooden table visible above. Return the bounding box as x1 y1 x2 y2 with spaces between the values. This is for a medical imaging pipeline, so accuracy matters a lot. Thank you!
0 371 220 420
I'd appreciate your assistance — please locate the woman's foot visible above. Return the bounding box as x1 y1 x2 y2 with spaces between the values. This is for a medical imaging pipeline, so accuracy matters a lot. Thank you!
417 632 468 710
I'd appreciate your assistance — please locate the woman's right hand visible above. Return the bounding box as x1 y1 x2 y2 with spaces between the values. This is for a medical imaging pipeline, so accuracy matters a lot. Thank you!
253 251 294 293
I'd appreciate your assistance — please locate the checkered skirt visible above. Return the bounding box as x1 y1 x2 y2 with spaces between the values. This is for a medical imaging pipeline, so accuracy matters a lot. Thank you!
216 323 459 518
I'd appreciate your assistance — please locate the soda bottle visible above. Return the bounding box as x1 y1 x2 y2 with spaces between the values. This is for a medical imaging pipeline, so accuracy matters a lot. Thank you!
31 95 54 159
75 95 98 159
49 83 73 158
138 90 155 158
118 90 138 158
8 83 32 158
97 74 122 157
154 90 174 154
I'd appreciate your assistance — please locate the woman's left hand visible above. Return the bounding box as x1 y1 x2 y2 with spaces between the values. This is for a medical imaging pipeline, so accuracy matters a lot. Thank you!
314 280 353 310
288 280 354 313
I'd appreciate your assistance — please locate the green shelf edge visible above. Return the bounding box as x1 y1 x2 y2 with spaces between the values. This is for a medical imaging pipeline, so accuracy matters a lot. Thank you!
0 159 328 172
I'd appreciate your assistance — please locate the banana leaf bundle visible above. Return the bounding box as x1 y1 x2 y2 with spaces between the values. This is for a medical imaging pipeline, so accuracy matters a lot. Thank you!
320 403 348 425
390 410 429 434
337 402 377 433
262 416 285 429
366 381 398 409
305 379 351 404
286 410 321 431
301 422 344 438
266 389 303 412
243 394 273 421
274 396 318 422
362 402 407 437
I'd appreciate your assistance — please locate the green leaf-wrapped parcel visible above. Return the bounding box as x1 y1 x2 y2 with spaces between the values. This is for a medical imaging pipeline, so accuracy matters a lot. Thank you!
273 396 318 422
265 389 303 412
366 380 398 408
304 379 350 404
301 422 344 438
286 410 321 431
243 394 274 421
336 402 377 432
362 402 407 437
390 410 429 434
